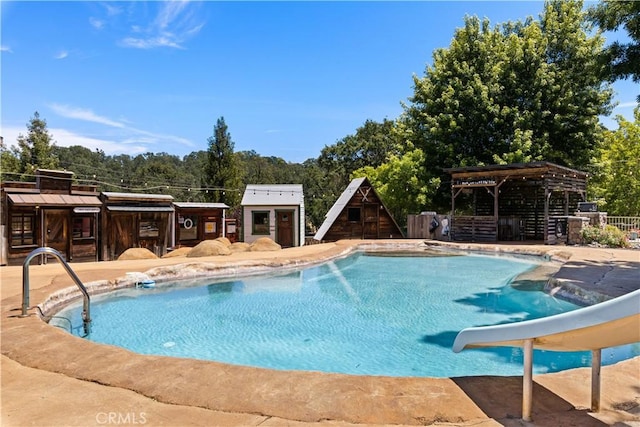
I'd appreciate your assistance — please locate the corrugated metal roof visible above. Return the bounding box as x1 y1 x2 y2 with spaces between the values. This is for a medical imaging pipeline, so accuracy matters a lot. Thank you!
102 192 174 202
174 202 229 209
241 184 304 206
313 177 366 241
7 193 102 207
107 206 174 212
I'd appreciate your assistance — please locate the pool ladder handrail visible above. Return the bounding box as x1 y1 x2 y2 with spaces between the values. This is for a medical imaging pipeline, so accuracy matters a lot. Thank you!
22 247 91 334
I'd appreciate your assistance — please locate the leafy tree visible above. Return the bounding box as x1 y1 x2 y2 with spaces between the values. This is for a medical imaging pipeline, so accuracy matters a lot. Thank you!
0 137 20 181
588 0 640 100
318 119 399 190
400 0 613 211
299 158 341 232
15 112 59 179
353 147 440 228
589 107 640 215
204 117 242 206
53 145 109 185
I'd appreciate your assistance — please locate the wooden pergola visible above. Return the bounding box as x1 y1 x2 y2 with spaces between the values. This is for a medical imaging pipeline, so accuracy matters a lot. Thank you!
444 162 588 243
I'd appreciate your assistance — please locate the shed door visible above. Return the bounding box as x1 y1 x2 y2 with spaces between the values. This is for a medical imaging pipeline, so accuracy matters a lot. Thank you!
363 203 379 239
110 214 135 259
44 210 69 259
276 210 294 248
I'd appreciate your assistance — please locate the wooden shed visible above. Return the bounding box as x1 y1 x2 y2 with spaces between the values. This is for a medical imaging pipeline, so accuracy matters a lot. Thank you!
0 169 101 265
444 162 588 243
173 202 231 247
313 177 404 242
100 192 174 260
241 184 305 247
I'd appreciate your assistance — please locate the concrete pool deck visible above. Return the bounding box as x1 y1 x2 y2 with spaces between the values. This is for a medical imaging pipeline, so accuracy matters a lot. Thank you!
1 240 639 426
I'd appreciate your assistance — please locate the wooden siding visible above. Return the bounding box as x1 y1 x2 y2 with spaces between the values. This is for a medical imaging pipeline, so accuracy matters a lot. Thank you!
321 186 403 241
452 216 497 242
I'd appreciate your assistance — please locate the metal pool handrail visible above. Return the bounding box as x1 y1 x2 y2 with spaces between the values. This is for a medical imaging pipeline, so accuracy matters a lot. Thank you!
22 247 91 334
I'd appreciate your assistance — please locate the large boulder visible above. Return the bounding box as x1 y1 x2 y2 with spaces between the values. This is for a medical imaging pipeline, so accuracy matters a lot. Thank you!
248 237 282 252
187 240 231 257
214 236 232 247
229 242 251 253
117 248 158 260
161 247 192 258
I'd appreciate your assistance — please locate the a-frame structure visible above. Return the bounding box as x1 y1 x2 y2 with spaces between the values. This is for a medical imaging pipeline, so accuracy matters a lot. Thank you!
313 177 404 242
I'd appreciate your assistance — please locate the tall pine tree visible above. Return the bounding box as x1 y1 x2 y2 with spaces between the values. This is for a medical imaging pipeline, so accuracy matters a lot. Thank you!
204 117 241 206
15 112 59 179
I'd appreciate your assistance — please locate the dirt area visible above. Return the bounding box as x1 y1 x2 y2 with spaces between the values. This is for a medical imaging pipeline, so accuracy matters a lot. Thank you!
1 240 638 426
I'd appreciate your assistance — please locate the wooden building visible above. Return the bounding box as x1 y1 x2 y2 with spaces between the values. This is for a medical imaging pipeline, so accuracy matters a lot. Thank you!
100 192 174 260
173 202 232 247
241 184 305 247
444 162 588 243
1 169 101 265
313 177 404 242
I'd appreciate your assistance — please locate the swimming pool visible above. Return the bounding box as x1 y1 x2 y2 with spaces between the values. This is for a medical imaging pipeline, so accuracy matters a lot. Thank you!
52 252 639 377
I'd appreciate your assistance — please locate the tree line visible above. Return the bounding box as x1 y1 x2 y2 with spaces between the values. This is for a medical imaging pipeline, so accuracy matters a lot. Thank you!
2 0 639 230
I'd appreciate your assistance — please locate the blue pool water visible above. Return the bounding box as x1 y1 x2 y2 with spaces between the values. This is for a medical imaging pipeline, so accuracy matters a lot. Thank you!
53 253 639 377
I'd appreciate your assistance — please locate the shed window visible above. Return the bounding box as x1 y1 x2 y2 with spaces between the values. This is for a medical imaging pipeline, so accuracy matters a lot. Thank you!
72 216 95 239
140 220 159 238
11 213 35 246
252 211 270 235
347 207 361 222
179 215 198 240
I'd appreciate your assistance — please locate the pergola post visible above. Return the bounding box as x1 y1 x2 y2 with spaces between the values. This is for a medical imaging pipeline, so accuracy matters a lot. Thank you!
523 339 534 421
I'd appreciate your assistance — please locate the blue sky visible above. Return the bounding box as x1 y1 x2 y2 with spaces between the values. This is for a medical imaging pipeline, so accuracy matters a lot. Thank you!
1 1 638 163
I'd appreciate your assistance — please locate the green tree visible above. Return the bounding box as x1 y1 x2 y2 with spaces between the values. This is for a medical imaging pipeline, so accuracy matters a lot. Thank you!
0 137 20 181
353 147 440 228
401 0 613 210
589 107 640 215
318 119 399 190
588 0 640 101
15 112 59 178
53 145 109 185
204 117 242 206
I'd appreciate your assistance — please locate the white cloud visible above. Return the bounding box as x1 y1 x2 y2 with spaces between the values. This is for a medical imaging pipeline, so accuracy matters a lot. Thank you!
1 125 147 155
50 104 126 128
118 1 205 50
50 128 148 155
54 50 69 60
1 45 13 53
614 101 639 110
48 103 195 150
120 36 183 50
89 17 105 30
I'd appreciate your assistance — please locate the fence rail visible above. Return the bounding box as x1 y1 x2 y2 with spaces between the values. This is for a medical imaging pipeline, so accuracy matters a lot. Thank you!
607 216 640 232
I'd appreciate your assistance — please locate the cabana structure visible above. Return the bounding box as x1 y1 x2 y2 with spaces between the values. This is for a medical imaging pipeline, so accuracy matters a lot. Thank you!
444 162 588 243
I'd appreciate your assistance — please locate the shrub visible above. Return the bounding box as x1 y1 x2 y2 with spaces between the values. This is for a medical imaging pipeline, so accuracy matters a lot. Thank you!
580 225 630 248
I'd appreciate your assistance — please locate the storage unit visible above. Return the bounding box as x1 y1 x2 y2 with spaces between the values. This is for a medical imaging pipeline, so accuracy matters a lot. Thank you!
241 184 305 247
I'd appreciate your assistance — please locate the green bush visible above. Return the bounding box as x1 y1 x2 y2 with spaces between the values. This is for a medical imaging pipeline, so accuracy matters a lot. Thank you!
580 225 630 248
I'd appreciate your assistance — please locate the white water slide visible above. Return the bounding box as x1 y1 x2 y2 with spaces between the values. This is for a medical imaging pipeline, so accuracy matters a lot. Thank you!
453 289 640 421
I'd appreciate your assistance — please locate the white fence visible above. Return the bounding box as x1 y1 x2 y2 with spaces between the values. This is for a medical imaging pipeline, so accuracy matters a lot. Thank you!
607 216 640 232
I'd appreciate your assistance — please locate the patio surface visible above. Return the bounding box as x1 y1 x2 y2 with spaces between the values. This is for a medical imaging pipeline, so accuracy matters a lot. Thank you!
1 240 639 426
